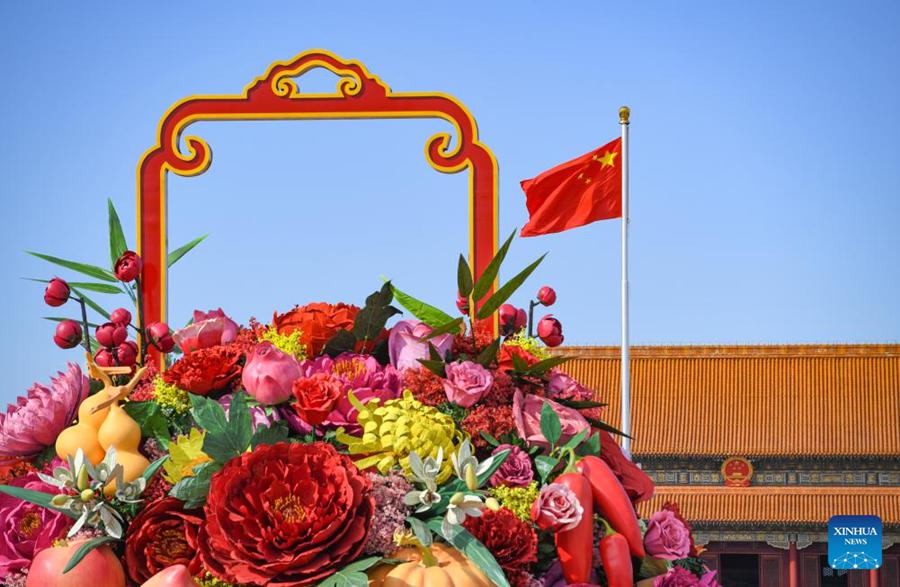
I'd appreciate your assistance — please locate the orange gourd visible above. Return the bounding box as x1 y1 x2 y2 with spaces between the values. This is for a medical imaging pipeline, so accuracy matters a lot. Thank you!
367 543 492 587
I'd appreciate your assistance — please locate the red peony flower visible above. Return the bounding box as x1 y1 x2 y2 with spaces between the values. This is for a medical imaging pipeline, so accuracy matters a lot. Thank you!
291 373 344 426
162 345 243 396
197 442 374 586
497 344 540 374
463 507 537 581
123 497 203 584
461 405 516 450
272 302 359 356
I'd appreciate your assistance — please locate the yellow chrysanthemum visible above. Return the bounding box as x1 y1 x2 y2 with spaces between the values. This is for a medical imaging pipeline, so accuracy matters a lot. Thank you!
257 326 307 360
336 390 462 483
490 481 540 522
503 332 551 361
153 376 191 414
163 429 212 484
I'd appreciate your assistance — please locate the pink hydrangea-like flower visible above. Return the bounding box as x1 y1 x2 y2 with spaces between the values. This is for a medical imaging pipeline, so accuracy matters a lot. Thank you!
644 509 692 560
489 444 534 488
0 472 73 580
512 390 589 449
530 483 584 532
654 566 700 586
443 361 494 408
173 308 239 353
0 363 88 459
281 353 403 434
363 471 413 556
388 320 454 370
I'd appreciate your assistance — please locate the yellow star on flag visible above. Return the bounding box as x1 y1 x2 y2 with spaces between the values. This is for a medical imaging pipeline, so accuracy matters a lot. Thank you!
594 150 617 168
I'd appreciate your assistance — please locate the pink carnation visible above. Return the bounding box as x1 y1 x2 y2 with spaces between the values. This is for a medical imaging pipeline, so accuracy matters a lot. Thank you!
644 509 692 560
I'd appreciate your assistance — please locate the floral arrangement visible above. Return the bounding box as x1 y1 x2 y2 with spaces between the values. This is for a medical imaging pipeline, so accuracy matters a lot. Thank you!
0 201 721 587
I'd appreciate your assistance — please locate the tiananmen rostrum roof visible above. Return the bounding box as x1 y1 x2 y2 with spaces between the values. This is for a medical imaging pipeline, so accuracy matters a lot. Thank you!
558 344 900 457
637 486 900 526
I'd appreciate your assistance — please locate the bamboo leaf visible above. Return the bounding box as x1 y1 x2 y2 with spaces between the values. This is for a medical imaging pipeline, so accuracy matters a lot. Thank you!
0 485 79 519
25 278 123 294
63 536 119 573
457 254 473 298
472 230 516 302
421 317 464 340
585 416 632 439
389 283 454 327
476 254 547 320
44 317 101 329
168 235 208 268
428 519 510 587
70 287 111 319
107 198 128 265
26 252 117 282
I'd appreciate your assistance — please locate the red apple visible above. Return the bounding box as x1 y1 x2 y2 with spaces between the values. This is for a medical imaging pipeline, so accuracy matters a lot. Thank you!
26 539 125 587
140 564 200 587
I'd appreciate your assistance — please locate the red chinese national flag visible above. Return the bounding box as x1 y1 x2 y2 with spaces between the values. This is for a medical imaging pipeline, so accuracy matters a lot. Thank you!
520 137 622 236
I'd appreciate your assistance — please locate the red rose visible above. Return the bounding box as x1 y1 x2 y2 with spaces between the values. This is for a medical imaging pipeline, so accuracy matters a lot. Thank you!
123 497 203 584
197 442 374 586
113 250 143 282
463 507 537 582
272 302 358 356
291 373 344 426
162 345 243 396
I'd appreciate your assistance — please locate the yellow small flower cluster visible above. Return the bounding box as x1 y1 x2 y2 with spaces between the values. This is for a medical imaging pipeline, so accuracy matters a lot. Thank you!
194 572 243 587
503 332 551 361
163 429 212 484
152 376 191 414
257 326 307 360
490 481 540 522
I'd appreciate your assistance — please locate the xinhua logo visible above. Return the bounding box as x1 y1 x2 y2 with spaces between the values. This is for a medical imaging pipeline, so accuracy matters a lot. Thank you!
828 515 882 570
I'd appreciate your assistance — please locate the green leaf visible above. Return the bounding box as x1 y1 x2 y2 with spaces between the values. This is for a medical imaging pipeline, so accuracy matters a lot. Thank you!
576 431 602 457
168 235 208 268
416 358 447 378
457 254 473 298
510 353 529 373
0 485 79 519
476 448 509 486
63 536 119 574
407 516 433 546
522 355 571 376
476 253 547 320
540 401 562 449
472 230 515 302
69 287 111 320
475 337 501 367
316 557 383 587
107 198 128 266
353 282 400 344
322 330 357 358
427 519 511 587
123 401 171 449
25 278 123 295
141 455 169 484
201 392 253 464
169 461 221 509
421 317 464 341
479 431 500 447
43 316 101 329
559 427 589 453
585 416 632 439
535 455 559 483
26 251 117 282
556 398 608 410
189 394 229 435
389 283 454 327
251 422 290 449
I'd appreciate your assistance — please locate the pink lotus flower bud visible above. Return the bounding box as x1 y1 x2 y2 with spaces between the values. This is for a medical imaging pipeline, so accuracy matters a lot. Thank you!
110 307 132 326
116 341 138 366
95 322 127 348
146 322 175 353
537 315 564 347
388 320 455 371
498 304 527 335
94 348 115 367
53 320 82 349
537 285 557 306
43 278 70 307
173 308 239 353
456 292 470 314
113 250 142 282
242 342 303 404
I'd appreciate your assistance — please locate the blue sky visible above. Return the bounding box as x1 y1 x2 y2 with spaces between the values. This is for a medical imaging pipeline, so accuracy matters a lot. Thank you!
1 1 899 400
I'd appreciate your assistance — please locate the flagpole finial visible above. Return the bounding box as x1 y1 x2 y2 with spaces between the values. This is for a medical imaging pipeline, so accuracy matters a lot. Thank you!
619 106 631 125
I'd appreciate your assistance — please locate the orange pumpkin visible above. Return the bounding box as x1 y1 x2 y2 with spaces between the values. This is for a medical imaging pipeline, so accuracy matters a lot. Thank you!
368 543 493 587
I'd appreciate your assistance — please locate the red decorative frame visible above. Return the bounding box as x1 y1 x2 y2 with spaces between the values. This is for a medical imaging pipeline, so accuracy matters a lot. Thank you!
137 50 499 366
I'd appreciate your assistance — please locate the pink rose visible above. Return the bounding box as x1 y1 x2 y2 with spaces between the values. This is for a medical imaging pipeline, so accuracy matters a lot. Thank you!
388 320 454 371
242 342 302 404
0 473 72 580
530 482 584 532
644 509 692 560
173 308 239 353
512 390 589 449
443 361 493 408
654 567 700 587
489 444 534 488
699 570 721 587
547 369 594 402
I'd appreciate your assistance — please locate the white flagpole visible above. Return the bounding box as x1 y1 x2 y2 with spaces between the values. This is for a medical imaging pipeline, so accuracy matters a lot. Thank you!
619 106 632 455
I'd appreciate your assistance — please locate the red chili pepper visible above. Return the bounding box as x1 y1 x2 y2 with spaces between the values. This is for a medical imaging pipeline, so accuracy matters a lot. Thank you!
552 471 594 584
577 455 646 558
599 526 634 587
